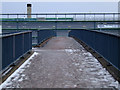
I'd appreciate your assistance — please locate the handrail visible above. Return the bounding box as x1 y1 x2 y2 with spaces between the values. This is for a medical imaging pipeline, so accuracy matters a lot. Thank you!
0 31 32 38
1 13 119 21
0 13 120 15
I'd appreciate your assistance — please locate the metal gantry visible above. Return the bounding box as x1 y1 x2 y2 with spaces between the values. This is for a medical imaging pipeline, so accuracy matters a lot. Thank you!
0 13 120 21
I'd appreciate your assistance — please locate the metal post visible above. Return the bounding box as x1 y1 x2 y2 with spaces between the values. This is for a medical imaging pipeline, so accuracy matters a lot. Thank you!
84 13 86 21
16 14 18 31
17 14 18 19
104 13 105 21
37 30 39 45
113 13 115 21
29 32 30 49
13 35 15 60
55 21 57 30
75 14 76 21
118 13 120 21
46 14 47 19
65 14 66 21
7 14 9 18
17 21 19 32
94 22 96 30
36 14 38 18
23 33 24 53
55 14 57 20
94 13 95 21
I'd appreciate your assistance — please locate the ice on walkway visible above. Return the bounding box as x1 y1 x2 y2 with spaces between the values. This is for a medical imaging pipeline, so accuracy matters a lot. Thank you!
0 37 119 89
0 52 38 89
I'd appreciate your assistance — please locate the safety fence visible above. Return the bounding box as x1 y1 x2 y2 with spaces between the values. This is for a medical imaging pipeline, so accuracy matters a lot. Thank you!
37 30 56 45
69 29 120 70
0 18 73 21
2 21 120 31
0 13 120 21
1 31 32 70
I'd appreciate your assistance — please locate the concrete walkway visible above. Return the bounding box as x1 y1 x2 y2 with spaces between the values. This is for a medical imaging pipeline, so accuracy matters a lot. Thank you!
1 37 119 89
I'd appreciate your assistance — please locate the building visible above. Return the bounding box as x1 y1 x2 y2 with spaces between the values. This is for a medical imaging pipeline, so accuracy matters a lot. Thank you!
27 4 32 18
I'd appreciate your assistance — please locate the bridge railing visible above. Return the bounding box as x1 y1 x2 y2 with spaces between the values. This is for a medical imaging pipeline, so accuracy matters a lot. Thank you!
69 29 120 70
0 13 120 21
1 31 32 70
37 30 56 45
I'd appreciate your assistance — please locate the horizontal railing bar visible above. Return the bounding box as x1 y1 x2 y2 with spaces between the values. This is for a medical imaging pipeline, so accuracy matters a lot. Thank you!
1 20 120 22
2 28 120 37
0 31 32 38
0 13 120 15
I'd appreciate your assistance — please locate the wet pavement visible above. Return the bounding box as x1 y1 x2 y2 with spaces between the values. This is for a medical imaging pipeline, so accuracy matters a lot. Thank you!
1 37 119 89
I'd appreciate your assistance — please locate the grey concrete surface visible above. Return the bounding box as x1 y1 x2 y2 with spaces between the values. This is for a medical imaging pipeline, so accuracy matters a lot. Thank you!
1 37 119 89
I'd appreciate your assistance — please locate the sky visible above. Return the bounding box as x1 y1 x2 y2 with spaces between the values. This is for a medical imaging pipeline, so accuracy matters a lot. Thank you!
2 2 119 13
1 0 120 2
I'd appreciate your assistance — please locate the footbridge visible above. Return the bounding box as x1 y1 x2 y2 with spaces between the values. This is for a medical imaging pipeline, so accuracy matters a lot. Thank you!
0 13 120 89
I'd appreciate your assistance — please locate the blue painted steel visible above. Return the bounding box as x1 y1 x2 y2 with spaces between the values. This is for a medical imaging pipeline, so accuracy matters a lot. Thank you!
69 29 120 70
2 31 32 70
2 36 14 69
37 30 56 44
15 34 23 60
24 33 32 53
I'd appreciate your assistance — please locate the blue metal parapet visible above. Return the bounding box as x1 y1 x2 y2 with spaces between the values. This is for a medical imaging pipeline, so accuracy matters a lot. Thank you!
1 31 32 70
69 29 120 70
37 30 56 45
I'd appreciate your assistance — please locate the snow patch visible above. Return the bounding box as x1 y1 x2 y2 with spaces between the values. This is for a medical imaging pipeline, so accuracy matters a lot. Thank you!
65 49 73 54
0 52 38 89
83 52 93 57
68 48 119 88
18 78 23 82
65 49 80 54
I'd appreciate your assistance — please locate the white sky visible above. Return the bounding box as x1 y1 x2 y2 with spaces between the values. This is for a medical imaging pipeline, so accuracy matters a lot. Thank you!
2 2 118 13
1 0 120 2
